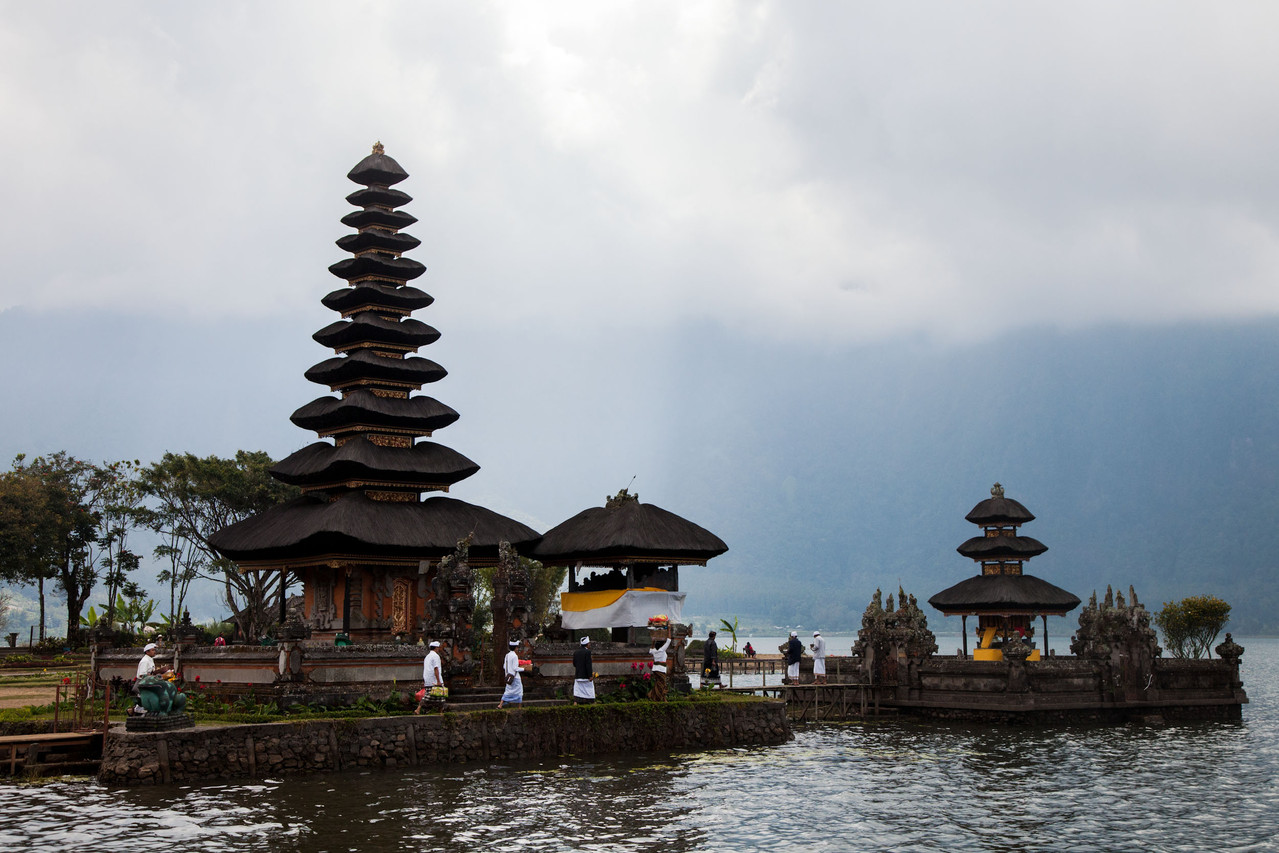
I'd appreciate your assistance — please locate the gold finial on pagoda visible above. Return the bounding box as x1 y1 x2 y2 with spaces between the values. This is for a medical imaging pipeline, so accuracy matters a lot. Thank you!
991 482 1004 498
372 140 385 155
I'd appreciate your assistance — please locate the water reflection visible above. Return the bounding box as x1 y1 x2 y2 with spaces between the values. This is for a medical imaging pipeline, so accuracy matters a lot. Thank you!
2 639 1275 852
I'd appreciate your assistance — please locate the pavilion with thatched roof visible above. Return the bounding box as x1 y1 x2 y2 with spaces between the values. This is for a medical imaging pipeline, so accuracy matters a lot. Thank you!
929 483 1080 660
534 489 728 643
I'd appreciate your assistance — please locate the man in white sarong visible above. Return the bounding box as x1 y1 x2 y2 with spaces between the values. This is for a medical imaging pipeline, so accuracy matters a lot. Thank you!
573 636 595 703
498 640 523 708
785 631 803 683
416 640 444 715
810 630 828 684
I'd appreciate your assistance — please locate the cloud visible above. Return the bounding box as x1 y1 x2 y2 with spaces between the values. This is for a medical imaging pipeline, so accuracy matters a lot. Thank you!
1 1 1278 346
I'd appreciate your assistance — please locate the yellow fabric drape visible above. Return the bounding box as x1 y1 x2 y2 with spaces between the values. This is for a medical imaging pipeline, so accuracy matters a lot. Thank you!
560 588 667 612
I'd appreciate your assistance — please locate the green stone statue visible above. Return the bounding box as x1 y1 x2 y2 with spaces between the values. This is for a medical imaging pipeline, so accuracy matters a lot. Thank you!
136 675 188 716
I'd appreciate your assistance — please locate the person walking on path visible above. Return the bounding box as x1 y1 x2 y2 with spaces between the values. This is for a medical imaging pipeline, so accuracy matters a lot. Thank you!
648 636 672 701
785 632 804 684
810 630 828 684
416 640 445 715
498 640 524 708
573 637 596 704
702 630 720 681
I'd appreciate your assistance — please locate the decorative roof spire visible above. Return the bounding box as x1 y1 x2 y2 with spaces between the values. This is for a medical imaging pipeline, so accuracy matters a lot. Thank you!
372 140 385 155
991 482 1004 498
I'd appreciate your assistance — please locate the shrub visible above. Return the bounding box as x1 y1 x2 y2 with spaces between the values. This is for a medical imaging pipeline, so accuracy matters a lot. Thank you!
1154 595 1231 659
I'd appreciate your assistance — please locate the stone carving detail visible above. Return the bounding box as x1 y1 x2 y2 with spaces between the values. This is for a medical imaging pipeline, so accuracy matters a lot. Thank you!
1215 632 1244 663
490 541 531 681
1070 585 1161 660
427 535 476 679
853 587 937 683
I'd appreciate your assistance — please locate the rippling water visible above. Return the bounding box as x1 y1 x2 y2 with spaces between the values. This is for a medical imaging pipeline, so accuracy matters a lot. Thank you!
3 639 1275 853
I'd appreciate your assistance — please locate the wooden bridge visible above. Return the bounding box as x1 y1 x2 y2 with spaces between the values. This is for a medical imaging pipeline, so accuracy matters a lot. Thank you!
720 680 887 721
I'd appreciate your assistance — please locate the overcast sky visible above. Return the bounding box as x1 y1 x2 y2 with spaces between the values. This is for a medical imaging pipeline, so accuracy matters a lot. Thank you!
5 2 1279 344
4 3 1279 623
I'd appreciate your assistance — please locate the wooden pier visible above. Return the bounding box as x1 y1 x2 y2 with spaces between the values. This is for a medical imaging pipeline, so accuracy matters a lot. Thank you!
0 731 104 777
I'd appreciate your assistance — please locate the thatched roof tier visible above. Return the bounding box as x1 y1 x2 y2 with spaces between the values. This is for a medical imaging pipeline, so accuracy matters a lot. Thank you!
346 186 411 208
928 574 1081 616
534 494 728 567
347 147 409 186
957 535 1048 560
312 314 440 351
210 492 540 565
271 437 479 491
340 207 417 232
321 284 433 316
336 229 421 255
965 484 1035 525
290 390 459 435
328 254 426 282
305 351 446 390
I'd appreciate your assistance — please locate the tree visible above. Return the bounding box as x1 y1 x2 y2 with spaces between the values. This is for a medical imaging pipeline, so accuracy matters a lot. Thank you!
0 587 13 634
1154 595 1232 659
0 453 128 643
0 456 65 637
93 460 145 628
139 451 299 641
524 558 566 636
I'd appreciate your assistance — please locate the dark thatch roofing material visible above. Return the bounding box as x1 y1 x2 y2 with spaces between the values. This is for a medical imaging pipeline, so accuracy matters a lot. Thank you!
290 390 459 434
336 229 421 255
928 574 1081 615
533 497 728 567
305 351 446 390
346 186 411 208
328 254 426 282
209 491 540 565
340 208 417 231
966 495 1035 525
347 150 409 186
312 314 440 350
321 284 433 315
957 535 1048 560
271 437 479 490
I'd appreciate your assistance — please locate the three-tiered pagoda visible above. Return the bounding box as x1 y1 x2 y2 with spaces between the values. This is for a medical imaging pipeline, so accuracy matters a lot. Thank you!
928 483 1080 660
211 144 539 643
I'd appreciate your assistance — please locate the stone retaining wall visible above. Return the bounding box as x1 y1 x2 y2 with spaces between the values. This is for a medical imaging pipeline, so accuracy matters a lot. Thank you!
98 698 791 786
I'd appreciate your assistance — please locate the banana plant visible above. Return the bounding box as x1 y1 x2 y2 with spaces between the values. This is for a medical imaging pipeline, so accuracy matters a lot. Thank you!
718 616 740 652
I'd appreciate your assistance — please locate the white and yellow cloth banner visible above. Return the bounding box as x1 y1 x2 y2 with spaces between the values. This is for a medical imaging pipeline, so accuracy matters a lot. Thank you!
559 588 686 629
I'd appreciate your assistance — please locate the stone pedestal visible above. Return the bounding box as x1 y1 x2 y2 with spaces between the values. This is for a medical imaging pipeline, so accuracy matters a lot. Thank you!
125 713 194 732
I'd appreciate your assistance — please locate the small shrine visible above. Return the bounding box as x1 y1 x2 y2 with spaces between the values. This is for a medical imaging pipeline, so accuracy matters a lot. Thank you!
210 144 539 657
928 483 1080 660
535 489 728 644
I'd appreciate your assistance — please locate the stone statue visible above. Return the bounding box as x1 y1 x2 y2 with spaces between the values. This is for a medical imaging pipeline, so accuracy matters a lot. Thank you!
136 675 188 716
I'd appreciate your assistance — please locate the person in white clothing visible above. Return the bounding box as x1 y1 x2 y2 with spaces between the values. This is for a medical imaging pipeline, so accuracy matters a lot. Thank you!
498 640 523 708
416 641 445 715
810 631 828 684
648 636 671 702
135 643 158 680
573 636 595 703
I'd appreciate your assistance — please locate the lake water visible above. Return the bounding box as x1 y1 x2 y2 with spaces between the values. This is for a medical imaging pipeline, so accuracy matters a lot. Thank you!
2 638 1275 853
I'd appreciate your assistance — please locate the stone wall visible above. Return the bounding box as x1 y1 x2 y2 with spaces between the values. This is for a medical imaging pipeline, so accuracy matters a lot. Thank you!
98 698 791 787
874 655 1246 722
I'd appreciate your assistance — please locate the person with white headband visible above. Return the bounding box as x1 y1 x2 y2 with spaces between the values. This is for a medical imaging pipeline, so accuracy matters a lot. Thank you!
573 636 595 704
498 639 524 708
785 631 803 683
810 630 828 684
416 640 445 715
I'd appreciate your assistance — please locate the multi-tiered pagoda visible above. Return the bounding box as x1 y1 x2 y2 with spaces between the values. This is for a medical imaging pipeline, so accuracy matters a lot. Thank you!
928 483 1080 660
211 144 538 644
